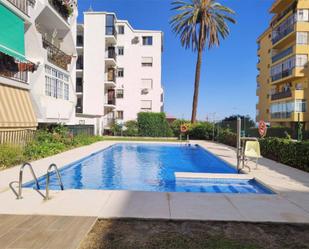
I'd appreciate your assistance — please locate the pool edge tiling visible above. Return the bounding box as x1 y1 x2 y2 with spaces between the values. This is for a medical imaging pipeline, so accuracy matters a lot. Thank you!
24 143 273 194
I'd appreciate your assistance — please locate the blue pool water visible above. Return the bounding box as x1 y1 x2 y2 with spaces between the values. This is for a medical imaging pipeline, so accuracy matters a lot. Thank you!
24 143 272 194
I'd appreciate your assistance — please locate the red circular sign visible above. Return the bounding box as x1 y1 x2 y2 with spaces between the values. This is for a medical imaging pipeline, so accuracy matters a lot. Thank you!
258 120 267 137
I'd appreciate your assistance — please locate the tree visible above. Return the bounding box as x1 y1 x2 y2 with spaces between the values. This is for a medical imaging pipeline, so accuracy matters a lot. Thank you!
170 0 236 123
219 115 256 133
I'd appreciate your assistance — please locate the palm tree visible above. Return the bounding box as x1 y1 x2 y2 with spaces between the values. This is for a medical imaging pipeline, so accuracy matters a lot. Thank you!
170 0 236 123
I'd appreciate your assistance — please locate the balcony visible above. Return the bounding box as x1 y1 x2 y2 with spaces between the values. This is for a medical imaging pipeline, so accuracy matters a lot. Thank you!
0 52 36 83
105 48 116 66
272 23 295 45
272 47 293 64
48 0 73 22
271 90 292 101
271 112 292 119
7 0 35 16
43 38 71 71
271 68 293 82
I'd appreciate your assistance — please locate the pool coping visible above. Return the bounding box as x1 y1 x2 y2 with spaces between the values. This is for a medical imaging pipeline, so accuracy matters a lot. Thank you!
0 140 308 224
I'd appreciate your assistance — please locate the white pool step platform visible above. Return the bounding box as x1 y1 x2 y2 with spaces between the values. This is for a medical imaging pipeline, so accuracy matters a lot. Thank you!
175 172 253 180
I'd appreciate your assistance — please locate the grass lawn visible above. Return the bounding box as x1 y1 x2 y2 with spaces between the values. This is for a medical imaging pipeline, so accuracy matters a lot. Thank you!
79 219 309 249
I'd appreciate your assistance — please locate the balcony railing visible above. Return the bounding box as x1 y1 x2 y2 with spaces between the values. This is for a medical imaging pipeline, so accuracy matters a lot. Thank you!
42 38 72 71
271 90 292 100
272 46 293 63
271 68 293 82
106 26 117 37
271 112 292 119
272 22 295 44
48 0 71 21
0 52 36 83
106 49 116 60
106 99 116 105
7 0 35 15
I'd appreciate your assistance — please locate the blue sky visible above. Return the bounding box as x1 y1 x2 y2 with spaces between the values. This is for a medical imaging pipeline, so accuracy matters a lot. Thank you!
77 0 273 121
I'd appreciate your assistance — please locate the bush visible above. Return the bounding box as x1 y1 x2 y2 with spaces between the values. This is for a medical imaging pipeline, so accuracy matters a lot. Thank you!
123 120 138 137
0 144 25 169
138 112 173 137
217 129 237 147
247 127 294 139
188 122 214 140
170 119 188 137
259 138 309 172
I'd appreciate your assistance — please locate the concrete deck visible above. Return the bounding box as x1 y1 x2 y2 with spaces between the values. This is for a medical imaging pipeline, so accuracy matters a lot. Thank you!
0 214 97 249
0 140 308 224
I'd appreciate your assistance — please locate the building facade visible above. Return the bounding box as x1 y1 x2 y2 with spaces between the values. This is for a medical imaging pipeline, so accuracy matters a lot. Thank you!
0 0 78 132
257 0 309 131
75 12 164 135
0 0 38 135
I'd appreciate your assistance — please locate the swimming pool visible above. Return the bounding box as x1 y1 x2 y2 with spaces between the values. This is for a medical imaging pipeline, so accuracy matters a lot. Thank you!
24 143 272 194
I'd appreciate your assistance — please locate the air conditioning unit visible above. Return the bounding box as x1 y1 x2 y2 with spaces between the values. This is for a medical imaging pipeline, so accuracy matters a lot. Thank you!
141 88 149 95
132 36 140 44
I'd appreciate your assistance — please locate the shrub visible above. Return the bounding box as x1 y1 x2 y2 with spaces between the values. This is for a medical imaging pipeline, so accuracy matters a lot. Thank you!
138 112 173 137
247 127 294 139
170 119 188 137
123 120 138 137
259 138 309 172
188 122 214 140
73 134 103 146
217 129 237 147
0 144 25 169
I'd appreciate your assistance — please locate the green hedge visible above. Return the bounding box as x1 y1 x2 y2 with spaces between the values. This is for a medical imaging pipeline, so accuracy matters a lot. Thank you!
188 122 214 140
247 127 293 138
259 138 309 172
138 112 173 137
217 129 309 172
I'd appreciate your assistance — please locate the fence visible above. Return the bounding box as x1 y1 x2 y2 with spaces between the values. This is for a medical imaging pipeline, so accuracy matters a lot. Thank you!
0 129 35 146
67 125 94 136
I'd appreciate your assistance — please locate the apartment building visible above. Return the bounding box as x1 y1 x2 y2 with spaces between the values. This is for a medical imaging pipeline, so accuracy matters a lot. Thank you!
257 0 309 131
0 0 38 133
75 12 164 135
0 0 78 131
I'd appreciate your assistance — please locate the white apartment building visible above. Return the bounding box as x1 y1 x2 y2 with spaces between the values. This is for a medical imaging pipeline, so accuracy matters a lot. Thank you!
27 0 78 126
0 0 78 130
75 11 164 135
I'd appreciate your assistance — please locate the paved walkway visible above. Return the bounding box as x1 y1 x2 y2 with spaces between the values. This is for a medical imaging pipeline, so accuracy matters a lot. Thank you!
0 140 308 224
0 215 97 249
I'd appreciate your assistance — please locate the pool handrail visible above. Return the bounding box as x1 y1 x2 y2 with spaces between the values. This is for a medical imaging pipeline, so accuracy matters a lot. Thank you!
45 163 64 200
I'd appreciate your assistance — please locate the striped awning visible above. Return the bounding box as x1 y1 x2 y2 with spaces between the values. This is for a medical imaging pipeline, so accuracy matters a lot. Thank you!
0 84 37 128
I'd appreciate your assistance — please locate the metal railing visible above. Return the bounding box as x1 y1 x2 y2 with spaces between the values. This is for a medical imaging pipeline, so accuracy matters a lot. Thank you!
106 49 116 60
42 38 71 71
271 68 293 82
48 0 70 21
272 47 293 63
45 163 64 200
0 129 35 145
106 26 117 37
7 0 35 15
271 90 292 101
272 23 295 44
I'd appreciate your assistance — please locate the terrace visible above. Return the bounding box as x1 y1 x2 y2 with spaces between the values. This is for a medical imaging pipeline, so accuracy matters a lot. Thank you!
7 0 35 16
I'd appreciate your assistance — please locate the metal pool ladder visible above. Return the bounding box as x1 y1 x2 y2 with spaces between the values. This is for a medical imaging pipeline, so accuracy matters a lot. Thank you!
9 162 41 199
45 163 64 200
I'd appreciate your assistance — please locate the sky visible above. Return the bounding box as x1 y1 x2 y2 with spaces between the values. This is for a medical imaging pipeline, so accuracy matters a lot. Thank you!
77 0 273 121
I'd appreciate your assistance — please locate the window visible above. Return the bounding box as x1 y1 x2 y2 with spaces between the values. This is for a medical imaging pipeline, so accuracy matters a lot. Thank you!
76 77 83 92
77 35 83 46
64 84 69 100
117 68 124 77
296 54 308 67
77 55 83 69
118 25 125 34
297 32 309 44
141 57 153 67
142 36 153 45
141 100 152 111
106 14 115 35
297 9 309 22
141 79 153 89
76 96 83 113
116 89 124 98
45 65 69 99
116 111 124 120
296 83 303 90
118 46 124 56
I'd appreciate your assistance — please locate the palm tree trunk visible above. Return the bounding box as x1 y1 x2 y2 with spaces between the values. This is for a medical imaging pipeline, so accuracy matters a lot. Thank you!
191 22 205 123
